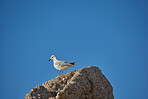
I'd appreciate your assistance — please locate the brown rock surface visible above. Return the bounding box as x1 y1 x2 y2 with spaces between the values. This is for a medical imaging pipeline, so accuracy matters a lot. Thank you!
25 66 114 99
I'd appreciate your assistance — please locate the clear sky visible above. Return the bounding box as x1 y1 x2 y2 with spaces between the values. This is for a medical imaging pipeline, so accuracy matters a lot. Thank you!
0 0 148 99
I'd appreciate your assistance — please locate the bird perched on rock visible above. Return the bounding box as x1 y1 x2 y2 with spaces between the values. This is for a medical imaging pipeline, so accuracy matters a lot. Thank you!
49 55 76 75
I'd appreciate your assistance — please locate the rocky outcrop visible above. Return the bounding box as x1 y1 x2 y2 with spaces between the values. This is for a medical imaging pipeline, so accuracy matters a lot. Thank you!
25 66 114 99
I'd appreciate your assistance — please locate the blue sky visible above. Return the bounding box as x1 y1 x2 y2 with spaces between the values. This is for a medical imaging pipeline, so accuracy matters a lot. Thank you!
0 0 148 99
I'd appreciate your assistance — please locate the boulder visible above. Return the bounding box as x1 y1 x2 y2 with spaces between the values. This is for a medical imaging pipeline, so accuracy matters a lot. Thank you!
25 66 114 99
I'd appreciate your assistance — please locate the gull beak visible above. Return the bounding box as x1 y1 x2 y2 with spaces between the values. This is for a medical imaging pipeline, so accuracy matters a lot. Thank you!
48 59 51 61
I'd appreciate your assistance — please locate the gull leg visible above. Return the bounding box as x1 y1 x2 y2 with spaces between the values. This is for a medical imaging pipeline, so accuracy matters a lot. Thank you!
59 71 61 75
62 70 63 75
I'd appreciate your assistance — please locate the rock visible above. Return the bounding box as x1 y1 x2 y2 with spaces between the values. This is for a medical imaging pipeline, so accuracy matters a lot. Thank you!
25 66 114 99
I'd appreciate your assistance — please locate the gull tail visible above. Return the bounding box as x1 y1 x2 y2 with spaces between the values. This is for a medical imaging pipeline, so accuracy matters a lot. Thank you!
71 62 76 66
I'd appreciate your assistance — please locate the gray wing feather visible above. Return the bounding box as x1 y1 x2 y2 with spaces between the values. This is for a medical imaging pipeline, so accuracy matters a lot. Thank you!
60 61 73 67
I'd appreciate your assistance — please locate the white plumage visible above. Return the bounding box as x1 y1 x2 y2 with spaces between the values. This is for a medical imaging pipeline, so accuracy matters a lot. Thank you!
49 55 76 75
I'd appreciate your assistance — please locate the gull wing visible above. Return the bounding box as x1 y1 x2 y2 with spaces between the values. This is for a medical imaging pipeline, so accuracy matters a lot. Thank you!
60 61 75 67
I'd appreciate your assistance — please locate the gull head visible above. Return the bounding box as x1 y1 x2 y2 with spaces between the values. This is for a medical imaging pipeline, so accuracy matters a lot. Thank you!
49 55 56 61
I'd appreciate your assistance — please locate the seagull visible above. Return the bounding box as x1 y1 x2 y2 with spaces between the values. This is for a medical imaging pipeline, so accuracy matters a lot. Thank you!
48 55 76 75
